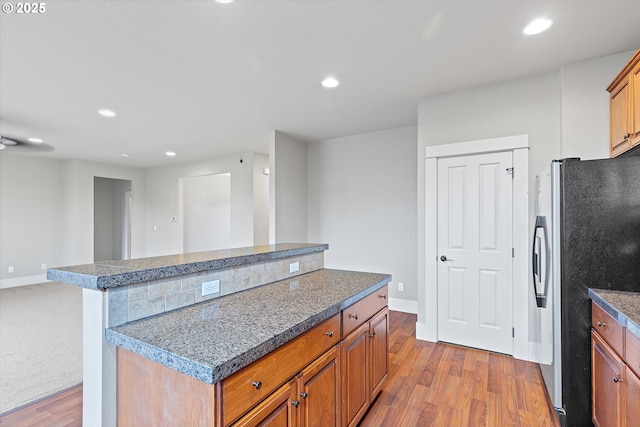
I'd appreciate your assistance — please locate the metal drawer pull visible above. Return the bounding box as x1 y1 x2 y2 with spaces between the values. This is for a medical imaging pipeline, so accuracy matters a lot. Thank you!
349 314 359 320
379 294 387 299
613 377 622 383
300 392 308 398
252 381 262 390
368 331 376 338
597 320 607 327
291 400 300 407
325 331 334 337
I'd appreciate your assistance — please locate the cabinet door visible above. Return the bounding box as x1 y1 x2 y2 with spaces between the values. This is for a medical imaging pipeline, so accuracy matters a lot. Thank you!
592 331 624 427
342 322 369 427
610 76 631 156
369 308 389 399
625 368 640 427
631 61 640 147
298 345 340 427
233 380 298 427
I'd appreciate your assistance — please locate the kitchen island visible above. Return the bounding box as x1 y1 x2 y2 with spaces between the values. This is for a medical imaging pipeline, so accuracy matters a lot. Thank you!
48 243 390 426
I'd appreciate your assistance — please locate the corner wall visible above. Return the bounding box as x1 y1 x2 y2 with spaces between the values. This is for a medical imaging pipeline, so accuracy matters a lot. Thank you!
269 131 308 244
307 126 418 310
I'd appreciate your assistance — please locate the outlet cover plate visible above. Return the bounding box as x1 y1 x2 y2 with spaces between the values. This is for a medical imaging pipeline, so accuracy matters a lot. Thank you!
289 262 300 273
202 280 220 296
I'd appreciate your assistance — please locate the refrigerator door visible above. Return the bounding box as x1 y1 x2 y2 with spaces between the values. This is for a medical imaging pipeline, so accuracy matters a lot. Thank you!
536 163 562 411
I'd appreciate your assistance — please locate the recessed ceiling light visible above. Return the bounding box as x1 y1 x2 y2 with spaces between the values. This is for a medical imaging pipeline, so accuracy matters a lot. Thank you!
98 109 116 117
28 137 43 143
165 151 177 157
523 18 552 35
321 77 340 88
120 153 129 157
215 0 234 3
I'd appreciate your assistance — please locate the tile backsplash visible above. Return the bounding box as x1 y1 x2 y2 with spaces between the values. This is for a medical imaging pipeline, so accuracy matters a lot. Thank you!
108 252 324 327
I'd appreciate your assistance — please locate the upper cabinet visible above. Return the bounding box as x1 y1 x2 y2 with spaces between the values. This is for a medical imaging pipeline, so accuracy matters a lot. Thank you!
608 49 640 157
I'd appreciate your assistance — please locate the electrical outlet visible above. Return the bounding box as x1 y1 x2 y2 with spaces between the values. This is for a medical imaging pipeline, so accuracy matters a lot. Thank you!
289 261 300 273
398 282 404 291
202 280 220 296
41 263 47 270
8 266 14 273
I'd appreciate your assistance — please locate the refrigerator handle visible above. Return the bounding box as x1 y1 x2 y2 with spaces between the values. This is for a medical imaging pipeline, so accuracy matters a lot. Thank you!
532 216 549 308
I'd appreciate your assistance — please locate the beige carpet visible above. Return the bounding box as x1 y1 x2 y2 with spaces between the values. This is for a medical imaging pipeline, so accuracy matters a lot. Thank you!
0 282 82 413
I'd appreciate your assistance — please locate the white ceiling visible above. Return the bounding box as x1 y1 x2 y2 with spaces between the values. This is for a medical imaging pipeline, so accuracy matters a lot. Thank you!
1 0 639 168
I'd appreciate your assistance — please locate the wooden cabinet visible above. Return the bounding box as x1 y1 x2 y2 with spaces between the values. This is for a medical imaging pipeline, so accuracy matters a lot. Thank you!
234 345 341 427
223 315 340 425
592 330 624 427
232 380 298 427
297 344 341 427
591 301 640 427
607 49 640 157
341 307 389 427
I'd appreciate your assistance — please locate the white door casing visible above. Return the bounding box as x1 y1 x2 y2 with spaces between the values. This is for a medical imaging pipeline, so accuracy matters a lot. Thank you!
437 151 513 354
418 134 530 362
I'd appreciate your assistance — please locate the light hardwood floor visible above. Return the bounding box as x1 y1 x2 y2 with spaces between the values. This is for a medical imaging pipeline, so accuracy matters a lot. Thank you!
0 311 559 427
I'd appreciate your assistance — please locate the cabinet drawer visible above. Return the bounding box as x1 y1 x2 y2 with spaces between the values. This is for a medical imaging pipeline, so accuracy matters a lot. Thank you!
342 286 388 337
592 302 624 356
222 314 340 426
626 329 640 378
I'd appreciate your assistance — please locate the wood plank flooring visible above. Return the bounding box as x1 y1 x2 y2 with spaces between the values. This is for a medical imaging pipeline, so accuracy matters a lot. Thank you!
360 311 560 427
0 384 82 427
0 311 559 427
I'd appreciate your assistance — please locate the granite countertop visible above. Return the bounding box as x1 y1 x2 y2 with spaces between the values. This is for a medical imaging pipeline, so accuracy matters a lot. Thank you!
589 289 640 339
46 243 328 290
105 268 391 384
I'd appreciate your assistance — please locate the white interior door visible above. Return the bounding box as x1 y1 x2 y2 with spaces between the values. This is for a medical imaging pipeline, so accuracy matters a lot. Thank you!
437 151 513 354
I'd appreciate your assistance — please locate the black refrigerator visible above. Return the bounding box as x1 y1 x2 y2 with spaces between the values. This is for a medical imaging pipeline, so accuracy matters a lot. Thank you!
532 156 640 427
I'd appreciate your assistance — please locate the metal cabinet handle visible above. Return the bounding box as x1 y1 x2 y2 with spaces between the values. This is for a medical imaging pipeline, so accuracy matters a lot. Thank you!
597 320 607 327
325 331 333 337
252 381 262 390
613 377 622 383
379 294 387 299
440 255 453 262
625 133 632 139
368 331 376 338
349 313 359 320
300 392 308 398
291 400 300 407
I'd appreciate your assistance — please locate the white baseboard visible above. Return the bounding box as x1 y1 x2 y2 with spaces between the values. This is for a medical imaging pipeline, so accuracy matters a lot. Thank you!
415 321 436 342
0 274 49 289
388 297 417 314
527 341 540 364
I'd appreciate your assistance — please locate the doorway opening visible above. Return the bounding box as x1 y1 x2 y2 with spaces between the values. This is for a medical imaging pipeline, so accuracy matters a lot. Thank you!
94 177 132 262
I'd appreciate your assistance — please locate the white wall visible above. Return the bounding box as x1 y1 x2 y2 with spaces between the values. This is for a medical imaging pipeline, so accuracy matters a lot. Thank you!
417 72 562 349
0 154 65 287
61 160 147 266
561 50 635 160
146 152 268 256
181 173 231 253
253 154 270 246
307 126 418 305
269 131 308 244
0 155 147 287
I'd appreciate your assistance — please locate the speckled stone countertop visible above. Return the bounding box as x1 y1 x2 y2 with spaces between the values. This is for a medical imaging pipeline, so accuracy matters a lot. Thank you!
105 268 390 384
589 289 640 340
46 243 328 290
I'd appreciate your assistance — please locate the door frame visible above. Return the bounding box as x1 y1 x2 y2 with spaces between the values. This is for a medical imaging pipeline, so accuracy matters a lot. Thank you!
418 135 530 361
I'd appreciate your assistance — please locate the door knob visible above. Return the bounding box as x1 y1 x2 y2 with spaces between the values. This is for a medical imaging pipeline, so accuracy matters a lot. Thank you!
440 255 453 262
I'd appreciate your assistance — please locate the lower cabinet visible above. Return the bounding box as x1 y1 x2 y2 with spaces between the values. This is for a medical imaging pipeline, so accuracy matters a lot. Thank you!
591 301 640 427
592 330 624 427
233 345 341 427
342 307 389 427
